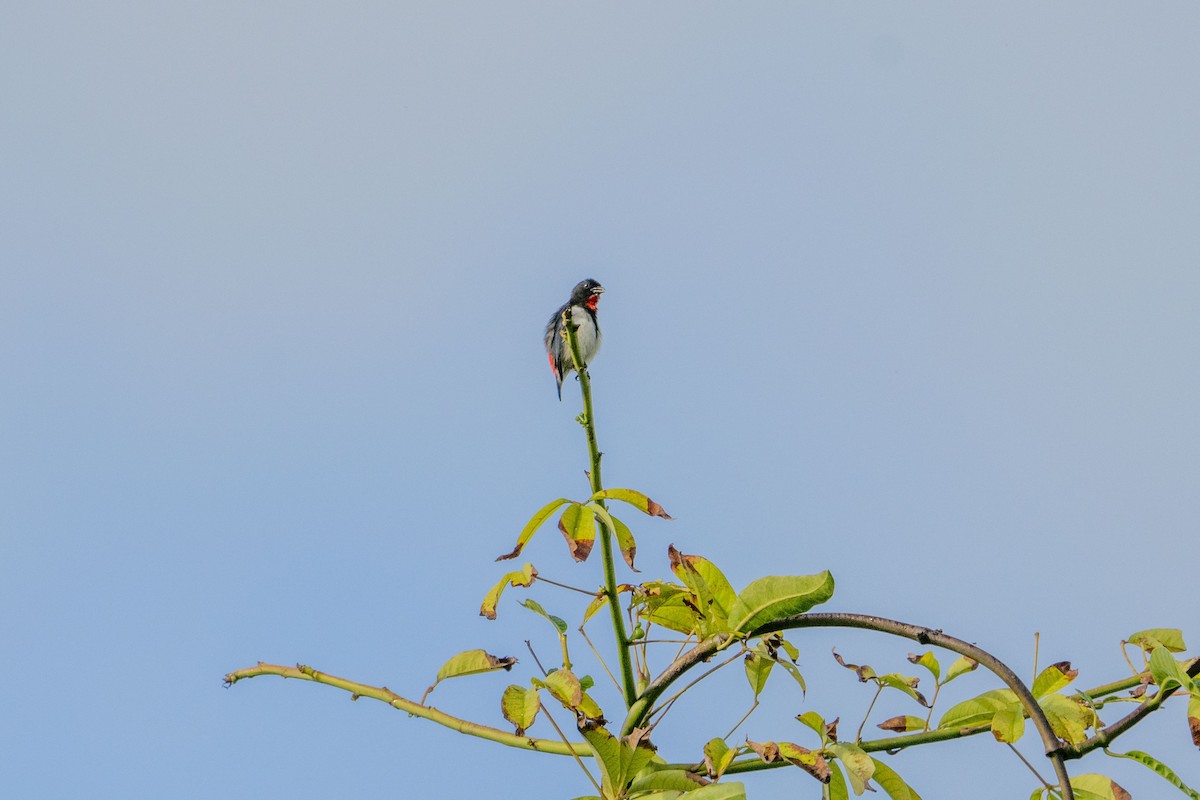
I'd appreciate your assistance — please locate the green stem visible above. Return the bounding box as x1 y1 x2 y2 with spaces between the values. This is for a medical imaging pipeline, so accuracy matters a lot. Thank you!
224 662 588 757
562 309 637 708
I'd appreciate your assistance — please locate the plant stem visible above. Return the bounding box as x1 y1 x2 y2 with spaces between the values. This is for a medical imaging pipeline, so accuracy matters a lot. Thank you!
224 662 588 757
562 309 637 708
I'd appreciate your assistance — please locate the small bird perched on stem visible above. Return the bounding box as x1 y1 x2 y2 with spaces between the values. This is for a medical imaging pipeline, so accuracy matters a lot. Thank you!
544 279 605 400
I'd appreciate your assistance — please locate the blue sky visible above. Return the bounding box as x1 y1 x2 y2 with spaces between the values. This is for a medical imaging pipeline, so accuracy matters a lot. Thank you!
2 4 1197 798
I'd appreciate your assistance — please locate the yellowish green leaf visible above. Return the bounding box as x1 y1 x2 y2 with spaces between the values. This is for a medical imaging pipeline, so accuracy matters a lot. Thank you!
559 503 597 562
990 703 1025 743
1039 694 1094 745
520 598 568 634
943 656 979 684
1032 661 1078 698
479 563 538 620
703 738 736 779
938 688 1017 729
1110 749 1199 799
827 742 874 796
907 651 940 682
1150 646 1197 696
1127 628 1187 654
1069 773 1131 800
728 572 835 634
496 498 571 560
870 758 923 800
827 762 850 800
1188 695 1199 748
425 649 516 699
877 716 927 733
500 684 540 734
590 487 673 518
777 741 831 783
744 651 774 700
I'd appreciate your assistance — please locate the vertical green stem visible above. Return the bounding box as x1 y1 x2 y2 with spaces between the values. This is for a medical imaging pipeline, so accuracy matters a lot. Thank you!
562 309 637 708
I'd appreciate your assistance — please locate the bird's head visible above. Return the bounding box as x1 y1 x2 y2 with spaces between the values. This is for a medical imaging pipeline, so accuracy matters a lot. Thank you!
571 279 605 310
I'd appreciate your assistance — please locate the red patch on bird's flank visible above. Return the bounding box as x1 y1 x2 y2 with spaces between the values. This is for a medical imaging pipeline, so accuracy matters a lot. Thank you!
585 295 600 311
547 352 559 376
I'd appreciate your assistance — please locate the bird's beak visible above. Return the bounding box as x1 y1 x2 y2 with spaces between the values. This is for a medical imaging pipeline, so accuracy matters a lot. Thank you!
593 285 605 294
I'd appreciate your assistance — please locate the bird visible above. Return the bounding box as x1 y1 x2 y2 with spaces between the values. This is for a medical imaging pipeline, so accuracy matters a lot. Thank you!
544 279 605 400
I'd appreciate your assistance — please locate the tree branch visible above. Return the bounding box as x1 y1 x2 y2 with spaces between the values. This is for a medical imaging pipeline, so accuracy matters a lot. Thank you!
223 662 588 757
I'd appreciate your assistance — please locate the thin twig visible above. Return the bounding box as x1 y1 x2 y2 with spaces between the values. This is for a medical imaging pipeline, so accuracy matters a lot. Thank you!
1008 742 1054 791
579 625 623 695
723 701 759 741
856 684 884 743
540 702 601 794
526 640 549 677
537 575 603 596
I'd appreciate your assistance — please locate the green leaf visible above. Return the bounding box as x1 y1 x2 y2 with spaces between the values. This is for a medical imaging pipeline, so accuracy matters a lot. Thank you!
1069 773 1132 800
1189 695 1199 748
778 741 831 783
608 511 640 571
559 503 597 562
1110 750 1200 799
777 637 800 661
989 703 1025 743
629 770 704 793
497 498 572 560
520 598 569 635
640 580 703 635
796 711 828 740
907 651 940 682
582 592 609 626
1150 646 1197 696
581 726 661 798
500 684 540 734
727 571 836 634
827 742 874 796
537 668 583 709
679 783 746 800
1039 694 1095 745
776 658 808 695
744 651 774 700
434 649 517 681
827 763 849 800
668 548 737 619
1128 628 1188 654
877 715 928 733
590 488 673 518
580 725 621 797
878 673 928 707
1032 661 1078 698
942 656 979 684
938 688 1017 729
425 649 517 698
870 758 923 800
479 563 538 620
703 738 736 779
667 546 735 634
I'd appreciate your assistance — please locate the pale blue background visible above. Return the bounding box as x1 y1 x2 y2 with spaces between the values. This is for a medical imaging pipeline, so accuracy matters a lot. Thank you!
2 4 1197 798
